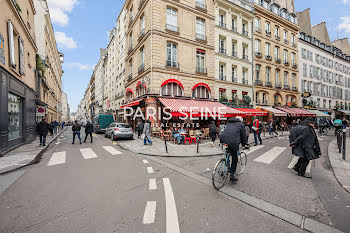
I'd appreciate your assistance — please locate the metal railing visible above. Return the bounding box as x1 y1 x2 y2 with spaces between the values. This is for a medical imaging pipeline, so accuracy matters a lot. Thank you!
165 24 179 32
196 67 207 74
166 60 179 68
195 1 207 10
232 51 237 57
196 33 207 41
219 75 226 81
219 47 226 54
219 21 226 28
242 55 249 60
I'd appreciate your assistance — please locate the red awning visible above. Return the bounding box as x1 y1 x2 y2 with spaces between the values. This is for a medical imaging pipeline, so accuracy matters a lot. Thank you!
121 100 140 108
234 108 268 116
276 107 315 117
159 98 244 117
258 107 287 117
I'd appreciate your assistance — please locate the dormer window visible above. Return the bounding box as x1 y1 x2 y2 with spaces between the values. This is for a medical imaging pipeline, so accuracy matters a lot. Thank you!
271 4 280 14
262 0 269 9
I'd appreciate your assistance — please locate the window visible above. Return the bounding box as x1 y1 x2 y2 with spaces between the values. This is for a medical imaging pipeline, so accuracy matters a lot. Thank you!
196 50 206 73
303 63 307 77
275 69 280 84
242 69 247 83
140 15 145 32
219 14 225 27
192 86 211 99
166 43 177 67
140 47 144 66
242 22 247 34
232 18 236 30
219 89 226 99
284 72 288 85
219 38 225 53
291 34 295 45
291 53 295 64
166 8 178 31
196 19 205 39
129 59 133 76
232 67 235 82
283 30 288 41
255 40 261 53
274 47 279 59
161 82 183 96
265 21 270 34
8 93 23 140
219 64 225 80
266 67 271 82
129 33 133 48
255 18 261 31
256 64 261 80
274 26 279 38
265 43 270 56
283 50 288 63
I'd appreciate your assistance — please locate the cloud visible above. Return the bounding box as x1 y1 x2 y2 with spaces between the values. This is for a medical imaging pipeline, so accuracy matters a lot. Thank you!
338 16 350 33
55 32 77 49
66 62 94 71
47 0 79 27
342 0 349 4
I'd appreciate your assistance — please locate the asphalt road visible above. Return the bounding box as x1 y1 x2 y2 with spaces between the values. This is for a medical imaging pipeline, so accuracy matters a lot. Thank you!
0 128 309 233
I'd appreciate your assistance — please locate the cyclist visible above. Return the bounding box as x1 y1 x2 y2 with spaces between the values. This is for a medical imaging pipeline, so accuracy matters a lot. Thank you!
318 118 327 134
333 117 343 133
220 117 247 182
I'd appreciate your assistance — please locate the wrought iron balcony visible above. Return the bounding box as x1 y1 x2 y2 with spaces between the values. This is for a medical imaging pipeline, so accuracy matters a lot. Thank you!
275 83 282 89
195 1 207 11
219 75 226 81
242 79 248 85
284 39 289 44
196 67 207 74
275 35 280 40
255 80 263 86
138 29 145 39
265 55 272 60
138 64 145 73
284 60 290 65
292 86 298 91
265 30 271 36
242 30 248 37
255 27 262 33
292 63 297 68
265 81 273 87
127 74 132 82
255 52 262 57
275 58 281 63
138 0 145 9
232 51 237 57
218 21 226 28
196 33 207 42
232 27 238 32
283 84 290 90
232 78 237 83
219 47 226 55
166 60 179 68
165 24 179 33
242 55 249 60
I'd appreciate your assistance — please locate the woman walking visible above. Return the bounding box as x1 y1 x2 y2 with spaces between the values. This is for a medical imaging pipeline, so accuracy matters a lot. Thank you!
143 120 152 145
209 121 218 147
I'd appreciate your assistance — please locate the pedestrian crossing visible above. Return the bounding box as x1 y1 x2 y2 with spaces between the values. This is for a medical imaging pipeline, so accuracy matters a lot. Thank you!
46 146 123 167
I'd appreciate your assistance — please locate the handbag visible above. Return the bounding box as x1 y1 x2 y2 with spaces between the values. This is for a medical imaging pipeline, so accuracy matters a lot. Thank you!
252 126 257 131
141 134 145 139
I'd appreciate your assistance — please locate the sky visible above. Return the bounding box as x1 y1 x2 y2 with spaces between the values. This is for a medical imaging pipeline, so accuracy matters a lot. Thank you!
47 0 350 113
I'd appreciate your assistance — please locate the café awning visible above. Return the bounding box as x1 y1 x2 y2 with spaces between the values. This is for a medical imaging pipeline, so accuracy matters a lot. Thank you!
120 100 140 108
158 98 244 117
234 108 267 116
305 109 330 118
258 106 287 117
276 107 315 117
338 109 350 116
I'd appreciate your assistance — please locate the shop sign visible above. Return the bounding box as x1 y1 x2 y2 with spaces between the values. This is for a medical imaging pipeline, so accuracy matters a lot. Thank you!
36 106 46 117
0 33 5 65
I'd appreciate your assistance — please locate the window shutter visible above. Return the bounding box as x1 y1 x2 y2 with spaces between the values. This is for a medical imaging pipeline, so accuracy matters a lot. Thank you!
19 37 25 75
8 20 15 67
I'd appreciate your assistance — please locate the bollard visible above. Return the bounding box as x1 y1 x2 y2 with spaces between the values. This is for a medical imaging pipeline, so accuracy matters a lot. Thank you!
343 129 346 160
197 136 200 154
164 135 168 153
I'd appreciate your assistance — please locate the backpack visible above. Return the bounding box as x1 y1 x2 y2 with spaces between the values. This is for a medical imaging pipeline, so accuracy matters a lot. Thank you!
333 119 342 127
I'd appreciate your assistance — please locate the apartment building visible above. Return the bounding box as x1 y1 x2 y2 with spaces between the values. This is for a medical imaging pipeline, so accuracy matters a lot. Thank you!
0 0 37 155
34 0 64 123
214 0 254 104
90 48 106 117
253 0 300 107
297 9 350 112
61 91 70 122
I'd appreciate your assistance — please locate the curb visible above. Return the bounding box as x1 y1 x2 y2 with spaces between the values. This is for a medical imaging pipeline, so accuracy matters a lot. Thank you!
0 128 67 175
116 134 279 158
145 155 343 233
327 139 350 194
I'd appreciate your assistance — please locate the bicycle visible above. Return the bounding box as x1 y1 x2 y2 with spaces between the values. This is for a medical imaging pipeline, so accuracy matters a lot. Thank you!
212 145 249 190
318 126 328 136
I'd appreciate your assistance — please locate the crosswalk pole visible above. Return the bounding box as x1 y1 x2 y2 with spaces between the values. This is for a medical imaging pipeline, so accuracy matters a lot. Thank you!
343 129 346 160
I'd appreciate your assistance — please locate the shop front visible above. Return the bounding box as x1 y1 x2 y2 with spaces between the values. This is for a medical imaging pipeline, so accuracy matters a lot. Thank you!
0 67 36 156
257 106 287 123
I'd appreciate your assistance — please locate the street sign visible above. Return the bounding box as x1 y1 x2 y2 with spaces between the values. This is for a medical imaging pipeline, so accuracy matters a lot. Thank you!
36 107 46 117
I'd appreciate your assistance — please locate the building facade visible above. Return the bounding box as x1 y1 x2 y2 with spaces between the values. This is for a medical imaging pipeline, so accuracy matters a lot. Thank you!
214 0 254 105
253 0 300 107
0 0 37 155
34 0 64 123
61 91 70 122
297 9 350 112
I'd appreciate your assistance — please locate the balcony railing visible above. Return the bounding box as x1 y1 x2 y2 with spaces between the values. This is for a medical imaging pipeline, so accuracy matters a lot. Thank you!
219 75 226 81
242 54 249 60
242 79 248 85
196 33 207 41
232 27 237 32
127 74 132 82
275 58 281 63
138 29 145 39
265 55 272 60
166 60 179 68
283 84 290 90
129 17 134 27
275 83 282 89
232 51 237 57
219 47 226 55
138 64 145 73
242 30 248 37
232 78 237 83
256 100 268 105
138 0 145 9
284 60 290 65
218 21 226 28
255 52 262 57
255 27 262 33
195 1 207 11
292 86 298 91
196 67 207 74
265 81 273 87
128 45 133 54
292 63 297 68
284 39 289 44
292 42 296 47
165 24 179 33
265 30 271 36
275 35 280 40
255 80 263 86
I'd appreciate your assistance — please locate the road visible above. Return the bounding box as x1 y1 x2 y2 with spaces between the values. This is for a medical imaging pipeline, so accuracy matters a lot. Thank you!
0 128 348 232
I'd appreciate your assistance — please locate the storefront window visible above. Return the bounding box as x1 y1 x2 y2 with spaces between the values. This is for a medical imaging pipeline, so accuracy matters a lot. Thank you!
8 93 23 140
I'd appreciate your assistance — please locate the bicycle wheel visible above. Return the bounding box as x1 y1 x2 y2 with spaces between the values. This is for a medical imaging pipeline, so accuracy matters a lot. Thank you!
235 152 247 176
212 158 228 190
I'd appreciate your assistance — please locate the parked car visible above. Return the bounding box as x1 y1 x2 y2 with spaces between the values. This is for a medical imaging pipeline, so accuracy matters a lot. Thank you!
105 123 133 140
93 114 114 133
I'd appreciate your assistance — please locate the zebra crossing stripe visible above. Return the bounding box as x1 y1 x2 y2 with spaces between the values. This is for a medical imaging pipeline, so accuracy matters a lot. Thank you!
48 151 66 166
254 147 286 164
80 148 98 159
143 201 156 224
102 146 122 155
288 156 299 168
246 145 265 155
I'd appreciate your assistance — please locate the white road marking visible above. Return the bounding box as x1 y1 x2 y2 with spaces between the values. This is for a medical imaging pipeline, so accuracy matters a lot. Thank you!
306 162 312 173
102 146 122 155
80 148 98 159
163 178 180 233
48 151 66 166
143 159 149 164
246 145 265 155
143 201 156 224
288 156 299 168
149 179 157 190
147 167 154 174
254 147 286 164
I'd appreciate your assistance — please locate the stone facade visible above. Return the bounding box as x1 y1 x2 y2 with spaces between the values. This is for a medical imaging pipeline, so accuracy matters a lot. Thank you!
253 0 300 107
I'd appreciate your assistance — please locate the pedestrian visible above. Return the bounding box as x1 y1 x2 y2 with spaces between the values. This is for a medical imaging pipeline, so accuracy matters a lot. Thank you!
219 121 226 136
269 119 279 136
84 121 93 143
36 118 50 146
61 121 65 129
243 120 250 144
209 121 218 147
49 121 54 137
252 118 263 146
137 120 144 139
143 120 152 145
53 120 58 135
72 120 82 144
289 118 321 178
220 117 247 182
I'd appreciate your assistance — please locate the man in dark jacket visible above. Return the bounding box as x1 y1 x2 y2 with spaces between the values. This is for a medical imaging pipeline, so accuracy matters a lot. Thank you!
36 118 50 146
252 118 263 146
72 120 82 144
84 121 93 143
220 117 247 182
137 120 144 139
209 121 218 147
289 118 321 178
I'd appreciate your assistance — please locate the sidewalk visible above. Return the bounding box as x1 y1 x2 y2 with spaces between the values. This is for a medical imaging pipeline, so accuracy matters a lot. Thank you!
0 128 66 175
117 132 279 157
328 138 350 193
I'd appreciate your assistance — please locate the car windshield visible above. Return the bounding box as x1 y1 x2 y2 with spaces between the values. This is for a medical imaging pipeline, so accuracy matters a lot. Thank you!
117 124 131 128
